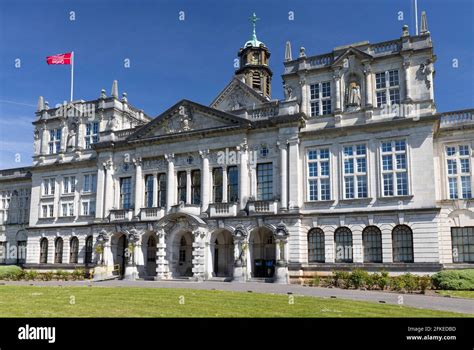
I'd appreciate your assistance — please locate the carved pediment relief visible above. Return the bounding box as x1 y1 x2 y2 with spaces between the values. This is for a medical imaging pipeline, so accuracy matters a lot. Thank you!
211 77 268 112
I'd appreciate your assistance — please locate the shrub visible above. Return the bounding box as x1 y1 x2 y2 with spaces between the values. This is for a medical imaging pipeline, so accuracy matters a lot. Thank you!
312 276 320 287
72 268 85 281
25 270 38 281
418 275 432 294
349 269 369 289
0 265 23 280
431 269 474 290
390 276 406 291
333 270 350 288
10 269 26 281
400 273 418 293
375 271 390 290
365 273 379 290
55 270 69 281
41 272 54 281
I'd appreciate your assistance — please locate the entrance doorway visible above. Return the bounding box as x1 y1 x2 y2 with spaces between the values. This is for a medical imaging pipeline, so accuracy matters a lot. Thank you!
169 232 193 278
250 228 275 278
113 234 127 277
146 235 157 277
211 230 234 277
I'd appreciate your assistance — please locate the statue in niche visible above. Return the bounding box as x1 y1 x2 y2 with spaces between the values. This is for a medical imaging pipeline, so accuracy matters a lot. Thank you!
346 80 361 107
66 121 78 151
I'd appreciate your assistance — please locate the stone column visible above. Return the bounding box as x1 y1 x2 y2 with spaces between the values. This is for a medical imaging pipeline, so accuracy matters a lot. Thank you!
165 154 175 211
288 137 301 210
299 76 308 115
238 143 249 211
155 229 169 280
273 224 289 284
333 69 342 112
152 173 158 207
222 166 228 203
123 231 139 280
133 158 143 216
278 140 288 210
232 233 246 282
199 150 210 212
186 170 192 204
192 230 206 281
363 63 373 108
403 58 411 102
95 164 105 219
103 160 114 217
41 123 49 154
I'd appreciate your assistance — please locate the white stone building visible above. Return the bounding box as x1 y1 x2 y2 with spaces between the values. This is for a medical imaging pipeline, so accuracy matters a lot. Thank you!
0 15 473 283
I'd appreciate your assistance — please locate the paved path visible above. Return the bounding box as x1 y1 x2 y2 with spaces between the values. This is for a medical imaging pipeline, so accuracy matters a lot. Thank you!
2 280 473 315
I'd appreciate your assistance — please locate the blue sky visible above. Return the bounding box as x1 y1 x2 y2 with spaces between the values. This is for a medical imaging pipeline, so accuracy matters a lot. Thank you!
0 0 473 169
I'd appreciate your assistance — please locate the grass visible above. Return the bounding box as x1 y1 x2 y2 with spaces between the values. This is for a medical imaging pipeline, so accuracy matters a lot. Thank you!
437 290 474 299
0 285 470 317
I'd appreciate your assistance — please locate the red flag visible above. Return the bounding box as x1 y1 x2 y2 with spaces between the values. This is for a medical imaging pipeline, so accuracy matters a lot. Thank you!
46 52 72 65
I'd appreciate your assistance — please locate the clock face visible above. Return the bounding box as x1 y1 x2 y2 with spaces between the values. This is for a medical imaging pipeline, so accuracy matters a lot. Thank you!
252 52 259 64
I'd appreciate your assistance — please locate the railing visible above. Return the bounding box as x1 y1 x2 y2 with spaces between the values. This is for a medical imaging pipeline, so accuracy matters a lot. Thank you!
139 207 165 221
209 202 238 217
247 200 278 215
249 104 279 119
109 209 133 221
371 40 400 55
440 109 474 127
309 54 333 68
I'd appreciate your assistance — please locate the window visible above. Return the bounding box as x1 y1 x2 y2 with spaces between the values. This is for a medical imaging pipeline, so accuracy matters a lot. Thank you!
392 225 414 263
307 148 331 201
70 237 79 264
48 128 62 154
43 178 55 196
308 228 325 263
445 145 472 199
54 238 63 264
145 175 154 208
83 174 97 193
85 122 99 149
191 170 201 205
61 202 74 217
17 241 26 265
381 139 409 196
227 166 239 202
257 163 273 200
39 238 48 264
362 226 382 263
85 236 93 264
120 177 132 209
177 171 187 203
375 70 400 107
81 201 95 216
213 168 223 203
343 144 368 199
63 176 76 194
334 227 353 263
310 81 331 116
451 227 474 263
41 204 54 218
252 71 261 90
157 173 167 208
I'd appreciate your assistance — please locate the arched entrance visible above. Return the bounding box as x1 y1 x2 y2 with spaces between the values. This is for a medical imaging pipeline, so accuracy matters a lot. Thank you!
249 227 276 278
111 233 127 277
146 235 157 277
210 230 234 278
168 231 193 278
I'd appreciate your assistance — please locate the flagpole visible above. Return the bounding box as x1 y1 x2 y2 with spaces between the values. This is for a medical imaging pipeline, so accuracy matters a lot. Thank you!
414 0 419 35
70 51 74 101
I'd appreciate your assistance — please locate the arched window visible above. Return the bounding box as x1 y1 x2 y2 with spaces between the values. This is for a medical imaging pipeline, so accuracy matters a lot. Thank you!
85 236 93 264
392 225 414 263
334 227 353 263
362 226 382 263
39 238 48 264
54 237 63 264
70 237 79 264
308 228 325 263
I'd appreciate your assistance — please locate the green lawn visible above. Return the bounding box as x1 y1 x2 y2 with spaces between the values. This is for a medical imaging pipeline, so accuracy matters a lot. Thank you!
437 290 474 299
0 285 470 317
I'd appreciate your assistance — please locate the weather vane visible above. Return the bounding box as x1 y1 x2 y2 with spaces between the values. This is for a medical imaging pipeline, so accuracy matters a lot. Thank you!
249 12 260 40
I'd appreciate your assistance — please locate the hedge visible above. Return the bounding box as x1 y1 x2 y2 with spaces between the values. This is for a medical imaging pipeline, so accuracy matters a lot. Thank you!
431 269 474 291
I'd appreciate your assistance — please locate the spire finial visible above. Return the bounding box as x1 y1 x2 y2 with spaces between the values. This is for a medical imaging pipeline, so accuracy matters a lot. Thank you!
111 80 118 98
420 11 429 35
285 41 292 61
249 12 260 43
37 96 44 112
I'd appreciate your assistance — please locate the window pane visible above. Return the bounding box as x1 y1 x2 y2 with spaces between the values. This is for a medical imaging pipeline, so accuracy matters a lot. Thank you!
257 163 273 200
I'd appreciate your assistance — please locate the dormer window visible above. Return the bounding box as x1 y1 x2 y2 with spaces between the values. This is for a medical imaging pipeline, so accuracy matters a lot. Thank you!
375 70 400 108
85 122 99 149
310 82 331 117
48 128 62 154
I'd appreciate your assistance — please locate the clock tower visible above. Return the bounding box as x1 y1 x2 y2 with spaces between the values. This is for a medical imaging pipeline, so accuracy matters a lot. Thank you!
236 13 272 99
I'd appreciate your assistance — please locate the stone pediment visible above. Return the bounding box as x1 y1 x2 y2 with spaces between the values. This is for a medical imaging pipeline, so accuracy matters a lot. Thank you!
210 77 268 112
332 47 373 67
128 99 251 140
